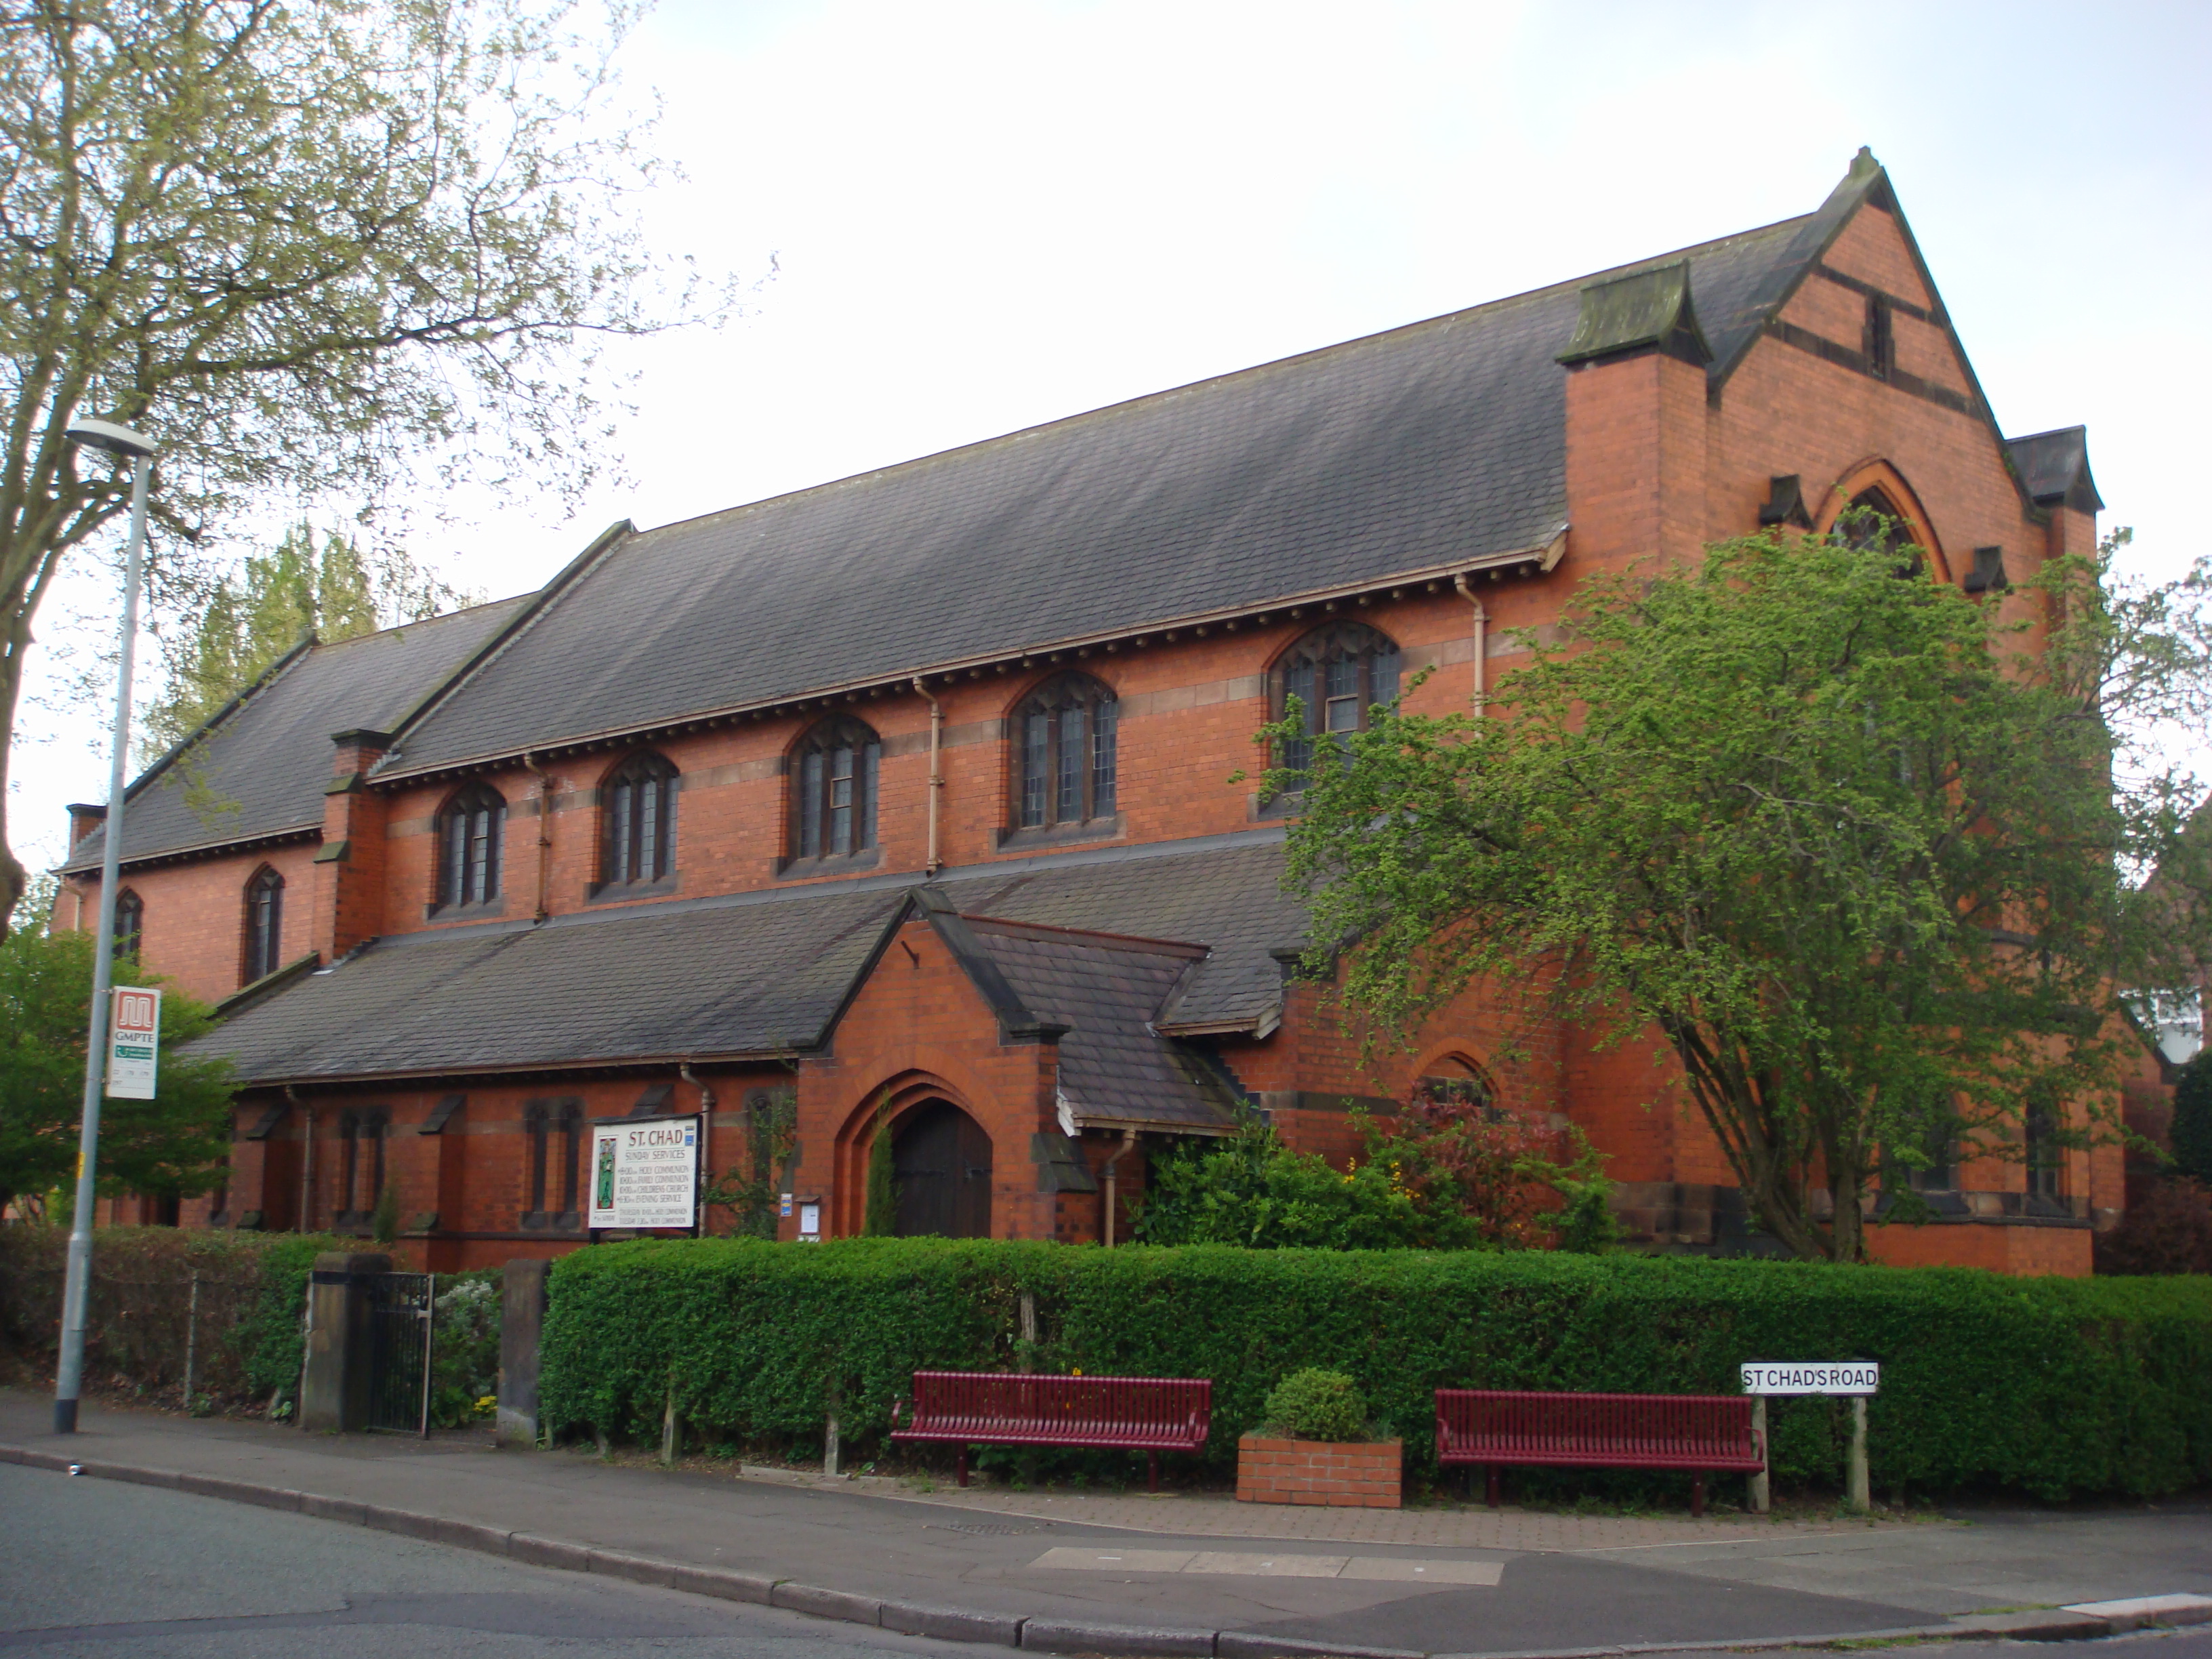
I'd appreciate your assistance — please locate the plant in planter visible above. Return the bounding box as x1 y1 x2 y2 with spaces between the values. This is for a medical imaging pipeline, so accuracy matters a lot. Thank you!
1236 1368 1402 1509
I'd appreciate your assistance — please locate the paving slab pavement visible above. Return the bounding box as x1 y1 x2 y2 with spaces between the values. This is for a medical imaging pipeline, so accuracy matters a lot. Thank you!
3 1391 2205 1657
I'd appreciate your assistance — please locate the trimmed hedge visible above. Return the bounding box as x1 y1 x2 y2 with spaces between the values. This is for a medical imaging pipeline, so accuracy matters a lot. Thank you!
542 1238 2212 1500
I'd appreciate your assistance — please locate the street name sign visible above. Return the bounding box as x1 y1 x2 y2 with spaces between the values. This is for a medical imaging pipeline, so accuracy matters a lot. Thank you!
588 1115 699 1230
106 987 161 1099
1740 1361 1879 1395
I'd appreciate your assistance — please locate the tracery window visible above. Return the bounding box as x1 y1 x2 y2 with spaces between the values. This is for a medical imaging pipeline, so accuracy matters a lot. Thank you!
1835 487 1919 572
435 782 506 908
791 718 880 862
112 888 143 960
243 866 284 982
601 752 678 887
1015 674 1118 830
1272 622 1401 774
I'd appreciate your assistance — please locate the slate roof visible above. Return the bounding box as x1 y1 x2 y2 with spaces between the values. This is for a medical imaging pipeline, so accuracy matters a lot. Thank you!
186 833 1304 1101
377 174 1887 779
62 598 531 872
964 920 1242 1131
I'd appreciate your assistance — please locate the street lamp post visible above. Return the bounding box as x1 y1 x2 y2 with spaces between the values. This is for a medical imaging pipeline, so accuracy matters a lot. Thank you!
54 417 158 1436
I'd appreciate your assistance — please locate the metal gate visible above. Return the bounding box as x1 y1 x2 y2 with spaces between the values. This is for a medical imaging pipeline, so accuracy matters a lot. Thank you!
365 1271 434 1435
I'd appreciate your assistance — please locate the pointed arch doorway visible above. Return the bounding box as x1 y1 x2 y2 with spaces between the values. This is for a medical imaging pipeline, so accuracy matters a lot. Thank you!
893 1100 994 1238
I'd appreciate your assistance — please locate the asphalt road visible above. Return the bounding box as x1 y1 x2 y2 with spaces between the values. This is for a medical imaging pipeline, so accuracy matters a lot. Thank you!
0 1464 960 1658
5 1461 2209 1659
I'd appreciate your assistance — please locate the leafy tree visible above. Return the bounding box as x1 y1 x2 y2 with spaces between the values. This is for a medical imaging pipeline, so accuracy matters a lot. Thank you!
1275 525 2212 1262
0 912 235 1220
0 0 729 919
140 523 476 759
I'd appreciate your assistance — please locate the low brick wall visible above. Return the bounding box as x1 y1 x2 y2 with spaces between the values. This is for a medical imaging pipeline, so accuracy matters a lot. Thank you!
1235 1433 1402 1509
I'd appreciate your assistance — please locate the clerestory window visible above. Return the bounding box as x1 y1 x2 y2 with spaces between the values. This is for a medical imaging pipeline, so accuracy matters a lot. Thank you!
112 888 143 960
1272 622 1401 775
791 718 881 863
1015 674 1118 831
243 866 284 983
601 751 678 888
435 783 506 909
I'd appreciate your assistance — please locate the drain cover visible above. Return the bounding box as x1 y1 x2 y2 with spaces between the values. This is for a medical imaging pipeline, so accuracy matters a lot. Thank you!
930 1522 1050 1536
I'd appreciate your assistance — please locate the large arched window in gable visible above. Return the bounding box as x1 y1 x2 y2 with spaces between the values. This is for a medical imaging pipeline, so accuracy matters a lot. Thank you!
1014 673 1118 832
601 751 678 887
242 866 284 983
1271 621 1401 773
791 717 880 863
1820 464 1946 582
436 782 507 909
112 888 143 960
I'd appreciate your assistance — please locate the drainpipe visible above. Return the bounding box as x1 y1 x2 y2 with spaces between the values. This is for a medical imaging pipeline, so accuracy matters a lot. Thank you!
286 1085 314 1233
913 678 944 876
1100 1128 1138 1247
1453 573 1490 715
522 751 554 922
680 1061 715 1240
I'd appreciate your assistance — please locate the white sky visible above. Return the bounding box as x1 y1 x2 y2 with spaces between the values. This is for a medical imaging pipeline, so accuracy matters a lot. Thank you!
15 0 2210 877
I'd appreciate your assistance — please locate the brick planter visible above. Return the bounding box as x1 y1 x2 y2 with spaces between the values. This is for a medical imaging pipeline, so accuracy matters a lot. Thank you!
1235 1433 1402 1509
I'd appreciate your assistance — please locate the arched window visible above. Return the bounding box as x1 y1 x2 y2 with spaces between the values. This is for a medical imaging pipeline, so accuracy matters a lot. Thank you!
1835 487 1918 571
112 888 143 960
601 752 678 887
1015 674 1118 831
243 866 284 983
791 718 880 863
1272 622 1401 773
435 782 506 908
1418 1054 1494 1112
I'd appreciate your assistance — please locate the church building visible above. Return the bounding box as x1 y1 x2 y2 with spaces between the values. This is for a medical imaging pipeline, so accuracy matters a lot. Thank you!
56 151 2121 1273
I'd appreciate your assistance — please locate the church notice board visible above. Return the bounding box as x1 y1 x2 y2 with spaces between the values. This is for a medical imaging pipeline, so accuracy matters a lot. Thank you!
588 1115 699 1230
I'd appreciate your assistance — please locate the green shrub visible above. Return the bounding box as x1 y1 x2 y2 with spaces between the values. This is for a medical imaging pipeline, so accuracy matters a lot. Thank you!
539 1236 2212 1500
1263 1368 1366 1441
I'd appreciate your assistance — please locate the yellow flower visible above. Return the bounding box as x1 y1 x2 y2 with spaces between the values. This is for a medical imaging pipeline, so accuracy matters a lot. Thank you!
1071 1368 1083 1376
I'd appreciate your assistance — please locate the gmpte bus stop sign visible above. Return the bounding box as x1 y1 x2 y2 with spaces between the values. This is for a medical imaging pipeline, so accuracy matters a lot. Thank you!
1740 1361 1879 1395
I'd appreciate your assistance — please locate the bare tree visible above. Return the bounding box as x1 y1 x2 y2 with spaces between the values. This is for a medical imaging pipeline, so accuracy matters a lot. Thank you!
0 0 728 916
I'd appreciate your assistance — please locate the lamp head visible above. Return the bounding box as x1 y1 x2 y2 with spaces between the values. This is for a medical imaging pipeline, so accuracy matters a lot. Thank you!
65 419 156 462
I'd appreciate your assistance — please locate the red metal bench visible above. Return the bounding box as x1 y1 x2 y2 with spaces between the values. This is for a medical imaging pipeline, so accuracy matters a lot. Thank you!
1435 1388 1764 1517
890 1370 1211 1492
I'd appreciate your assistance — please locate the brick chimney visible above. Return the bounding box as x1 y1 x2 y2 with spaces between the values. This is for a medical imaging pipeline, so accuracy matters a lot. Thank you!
1557 260 1713 575
66 802 107 848
312 728 393 962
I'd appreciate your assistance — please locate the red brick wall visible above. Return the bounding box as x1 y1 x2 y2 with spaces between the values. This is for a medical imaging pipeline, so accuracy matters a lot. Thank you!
59 841 320 1005
794 917 1061 1241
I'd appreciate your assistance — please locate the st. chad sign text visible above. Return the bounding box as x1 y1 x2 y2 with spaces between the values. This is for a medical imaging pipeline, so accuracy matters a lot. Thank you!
588 1116 699 1230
